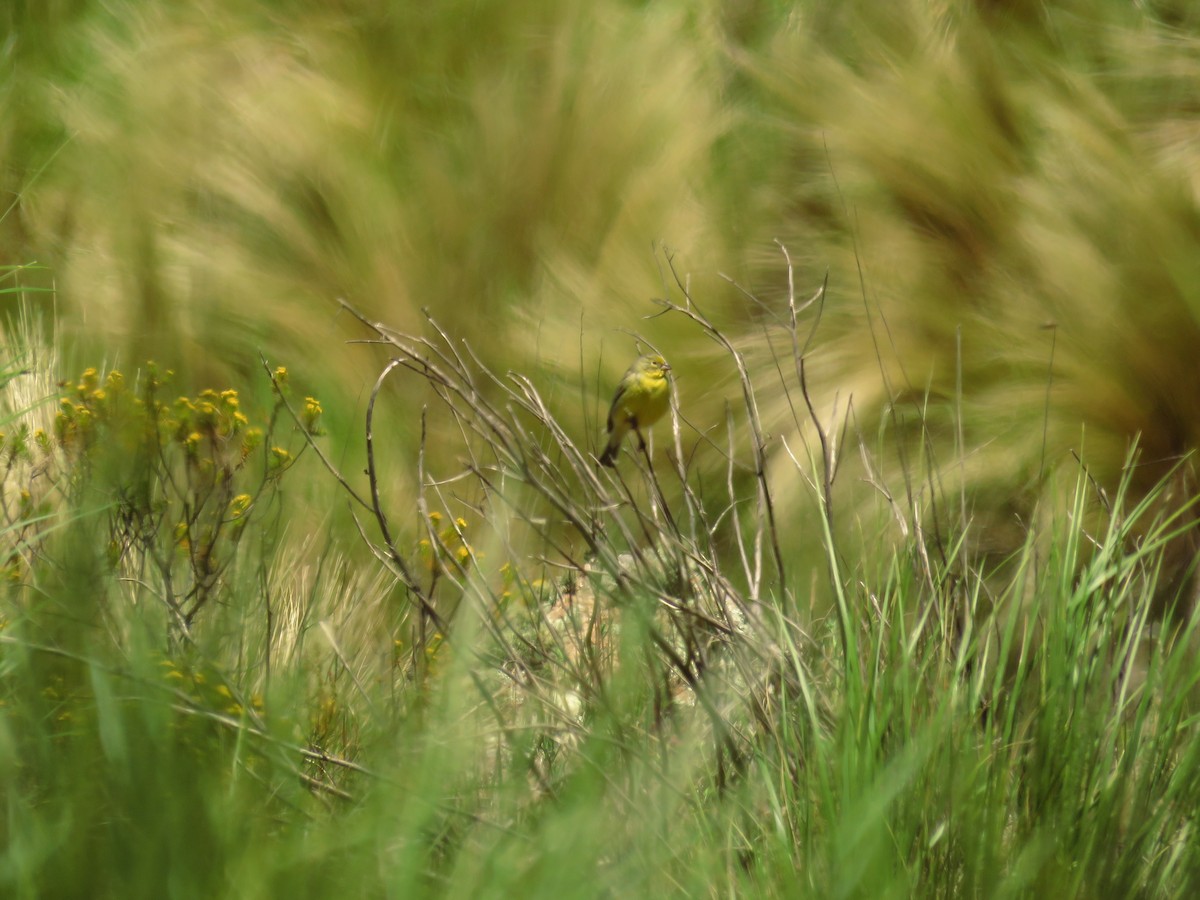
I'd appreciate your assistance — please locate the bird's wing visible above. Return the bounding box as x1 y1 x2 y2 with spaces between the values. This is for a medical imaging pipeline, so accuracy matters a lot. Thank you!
606 382 629 432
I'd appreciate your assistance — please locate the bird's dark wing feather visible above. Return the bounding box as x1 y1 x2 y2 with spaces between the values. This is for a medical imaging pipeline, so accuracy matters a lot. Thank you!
606 383 628 432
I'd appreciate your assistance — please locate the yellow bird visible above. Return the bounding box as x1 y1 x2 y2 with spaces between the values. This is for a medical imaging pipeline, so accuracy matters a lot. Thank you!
598 354 672 467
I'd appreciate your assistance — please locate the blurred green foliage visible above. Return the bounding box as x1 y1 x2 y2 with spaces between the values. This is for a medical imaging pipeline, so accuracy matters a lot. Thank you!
0 339 1198 897
3 4 1200 893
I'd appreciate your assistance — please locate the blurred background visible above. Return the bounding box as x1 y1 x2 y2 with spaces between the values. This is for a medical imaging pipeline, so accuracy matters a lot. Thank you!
6 0 1200 572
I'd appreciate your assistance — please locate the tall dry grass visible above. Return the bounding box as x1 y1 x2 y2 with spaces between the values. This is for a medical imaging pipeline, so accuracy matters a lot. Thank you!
7 1 1200 602
734 3 1200 596
7 2 728 399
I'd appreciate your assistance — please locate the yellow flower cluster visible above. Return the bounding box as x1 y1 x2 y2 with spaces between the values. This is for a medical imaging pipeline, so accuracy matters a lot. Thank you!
417 511 480 573
173 389 254 458
302 397 323 434
498 560 550 611
53 365 318 474
39 364 325 635
54 366 274 467
160 658 265 719
55 367 129 449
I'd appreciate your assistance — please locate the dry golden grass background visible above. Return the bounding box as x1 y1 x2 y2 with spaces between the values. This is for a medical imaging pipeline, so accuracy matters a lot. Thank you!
6 0 1200 583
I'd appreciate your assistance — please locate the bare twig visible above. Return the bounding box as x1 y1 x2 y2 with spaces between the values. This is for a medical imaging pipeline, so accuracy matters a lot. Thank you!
364 358 446 634
658 250 787 593
260 354 372 511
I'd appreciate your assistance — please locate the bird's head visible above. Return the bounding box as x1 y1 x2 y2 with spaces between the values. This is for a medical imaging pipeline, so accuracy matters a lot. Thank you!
639 354 671 379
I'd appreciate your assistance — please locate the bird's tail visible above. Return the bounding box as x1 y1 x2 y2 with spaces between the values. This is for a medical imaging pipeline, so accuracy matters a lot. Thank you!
598 427 625 467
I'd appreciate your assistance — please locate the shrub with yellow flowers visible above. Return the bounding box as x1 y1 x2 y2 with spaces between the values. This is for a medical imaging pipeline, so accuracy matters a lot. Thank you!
46 363 323 639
